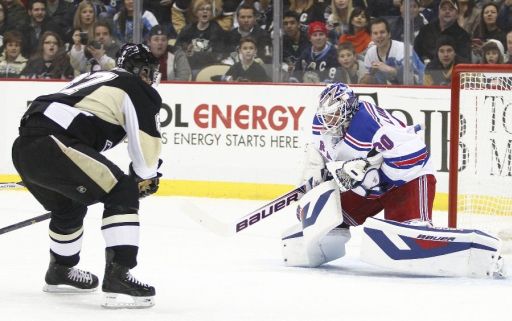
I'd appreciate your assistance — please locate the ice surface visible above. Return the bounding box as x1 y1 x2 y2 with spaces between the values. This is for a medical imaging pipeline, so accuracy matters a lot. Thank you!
0 191 510 321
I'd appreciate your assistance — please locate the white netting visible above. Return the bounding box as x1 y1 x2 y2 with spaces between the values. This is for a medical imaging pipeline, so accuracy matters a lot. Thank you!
456 70 512 240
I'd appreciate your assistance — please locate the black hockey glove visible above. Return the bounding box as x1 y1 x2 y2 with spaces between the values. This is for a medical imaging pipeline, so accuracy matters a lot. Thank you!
129 160 162 199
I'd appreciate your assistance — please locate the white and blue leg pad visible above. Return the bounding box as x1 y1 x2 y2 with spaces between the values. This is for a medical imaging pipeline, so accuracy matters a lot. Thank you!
281 180 350 268
361 217 505 278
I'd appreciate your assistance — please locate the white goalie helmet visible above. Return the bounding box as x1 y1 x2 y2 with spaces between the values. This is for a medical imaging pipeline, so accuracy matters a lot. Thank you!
317 82 359 136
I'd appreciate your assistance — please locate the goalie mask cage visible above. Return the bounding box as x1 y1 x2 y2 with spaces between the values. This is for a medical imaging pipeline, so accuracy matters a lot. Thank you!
449 64 512 239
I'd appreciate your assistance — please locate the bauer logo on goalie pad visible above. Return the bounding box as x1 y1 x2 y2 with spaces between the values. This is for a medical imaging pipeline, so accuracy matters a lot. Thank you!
363 222 498 260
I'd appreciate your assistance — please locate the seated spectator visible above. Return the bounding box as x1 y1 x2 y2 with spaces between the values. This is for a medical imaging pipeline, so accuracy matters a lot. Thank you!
323 0 352 44
0 30 28 78
225 3 272 64
20 0 63 58
224 36 270 82
332 42 365 84
414 0 471 64
506 30 512 63
457 0 480 35
147 25 191 81
1 2 15 44
366 0 400 18
69 21 120 75
338 7 371 57
293 21 339 83
67 0 96 45
473 2 507 56
282 10 309 80
286 0 326 32
498 0 512 32
45 0 74 39
424 35 468 86
481 39 506 64
175 0 227 73
171 0 237 33
3 0 29 31
361 18 425 85
390 0 428 42
20 31 74 79
113 0 159 43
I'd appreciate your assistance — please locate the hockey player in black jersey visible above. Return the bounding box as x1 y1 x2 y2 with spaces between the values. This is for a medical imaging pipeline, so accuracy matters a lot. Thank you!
12 43 163 309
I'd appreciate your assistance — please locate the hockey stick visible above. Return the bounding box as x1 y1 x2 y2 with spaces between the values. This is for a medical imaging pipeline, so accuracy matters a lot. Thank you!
180 185 307 237
0 181 25 189
0 212 51 235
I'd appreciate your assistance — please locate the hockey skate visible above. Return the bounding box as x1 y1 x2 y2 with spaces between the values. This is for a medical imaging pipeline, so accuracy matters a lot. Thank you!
43 255 99 293
101 252 155 309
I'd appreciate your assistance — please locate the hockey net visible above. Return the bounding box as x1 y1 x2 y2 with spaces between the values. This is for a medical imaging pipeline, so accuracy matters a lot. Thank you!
449 64 512 242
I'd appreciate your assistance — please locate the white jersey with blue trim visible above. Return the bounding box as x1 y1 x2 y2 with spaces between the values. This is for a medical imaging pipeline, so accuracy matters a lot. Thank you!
311 100 434 192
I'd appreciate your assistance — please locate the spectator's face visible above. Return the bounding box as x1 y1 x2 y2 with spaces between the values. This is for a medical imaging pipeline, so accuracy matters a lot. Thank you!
484 49 499 64
148 35 168 58
238 8 256 32
43 35 59 60
400 1 419 17
482 5 498 26
94 26 111 45
438 3 457 25
5 41 21 61
370 22 390 49
195 4 212 24
239 41 256 62
309 31 327 51
437 44 455 66
29 2 46 23
334 0 349 10
283 17 300 37
351 12 368 29
337 48 356 69
124 0 134 12
507 32 512 55
80 4 95 25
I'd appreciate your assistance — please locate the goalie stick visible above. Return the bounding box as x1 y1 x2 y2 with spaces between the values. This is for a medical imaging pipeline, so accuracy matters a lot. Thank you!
0 212 51 235
180 185 307 237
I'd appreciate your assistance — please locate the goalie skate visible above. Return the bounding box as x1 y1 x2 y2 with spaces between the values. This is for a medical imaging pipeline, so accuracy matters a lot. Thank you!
43 258 98 293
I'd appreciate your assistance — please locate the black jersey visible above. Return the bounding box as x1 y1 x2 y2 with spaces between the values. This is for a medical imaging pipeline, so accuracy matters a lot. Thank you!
22 69 162 179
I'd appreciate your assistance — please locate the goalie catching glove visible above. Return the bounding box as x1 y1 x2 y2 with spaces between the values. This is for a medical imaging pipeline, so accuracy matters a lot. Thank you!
326 152 383 196
129 159 162 198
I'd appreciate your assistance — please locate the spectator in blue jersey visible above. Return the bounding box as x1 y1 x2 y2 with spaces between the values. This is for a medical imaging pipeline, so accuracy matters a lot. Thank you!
293 21 339 83
113 0 159 43
361 18 424 85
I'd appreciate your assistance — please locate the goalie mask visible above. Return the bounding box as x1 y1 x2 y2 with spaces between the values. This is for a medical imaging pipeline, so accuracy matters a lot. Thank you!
317 82 359 137
116 43 161 85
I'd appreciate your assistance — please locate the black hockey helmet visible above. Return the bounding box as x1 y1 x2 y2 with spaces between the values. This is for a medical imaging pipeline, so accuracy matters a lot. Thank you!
116 43 160 85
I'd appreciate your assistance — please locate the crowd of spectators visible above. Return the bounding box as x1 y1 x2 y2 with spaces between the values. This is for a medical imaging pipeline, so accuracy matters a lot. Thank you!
0 0 511 84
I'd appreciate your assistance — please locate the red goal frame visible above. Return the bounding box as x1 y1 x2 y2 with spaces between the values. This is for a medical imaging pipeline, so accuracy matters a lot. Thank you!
448 64 512 228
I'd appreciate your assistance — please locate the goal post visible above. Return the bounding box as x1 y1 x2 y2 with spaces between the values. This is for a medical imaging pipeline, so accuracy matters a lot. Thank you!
449 64 512 235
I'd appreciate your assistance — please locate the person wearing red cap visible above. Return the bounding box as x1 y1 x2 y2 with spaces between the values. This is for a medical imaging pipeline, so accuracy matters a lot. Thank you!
293 21 339 83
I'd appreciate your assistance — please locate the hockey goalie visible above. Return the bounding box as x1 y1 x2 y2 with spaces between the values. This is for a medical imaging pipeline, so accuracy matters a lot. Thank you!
281 82 505 278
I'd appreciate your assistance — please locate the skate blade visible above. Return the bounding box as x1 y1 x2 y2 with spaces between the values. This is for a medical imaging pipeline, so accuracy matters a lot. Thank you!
43 284 98 294
101 292 155 309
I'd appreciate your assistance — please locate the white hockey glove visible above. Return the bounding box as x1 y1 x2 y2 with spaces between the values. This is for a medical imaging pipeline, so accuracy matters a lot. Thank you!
326 153 383 193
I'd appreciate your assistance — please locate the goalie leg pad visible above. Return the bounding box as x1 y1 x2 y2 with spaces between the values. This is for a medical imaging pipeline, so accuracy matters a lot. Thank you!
360 217 505 278
281 181 350 267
